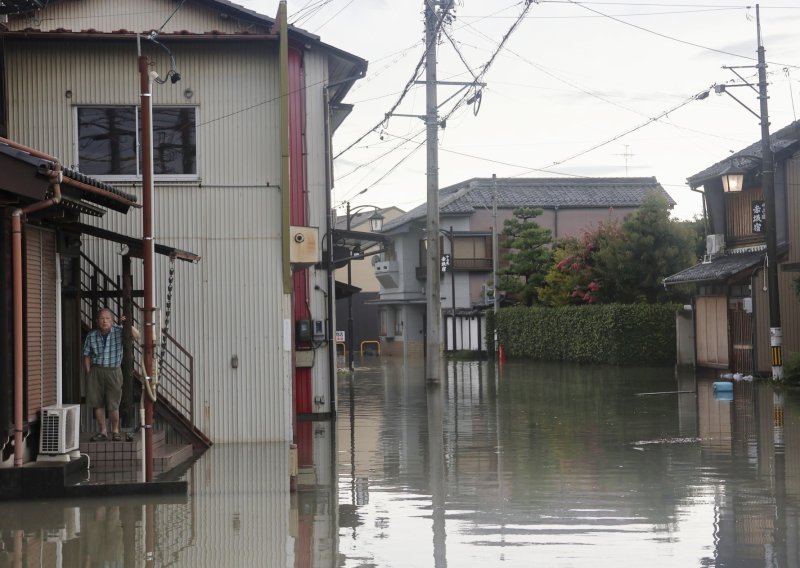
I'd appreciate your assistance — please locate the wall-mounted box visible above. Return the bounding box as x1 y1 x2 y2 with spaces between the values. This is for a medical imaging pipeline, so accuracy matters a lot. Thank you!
290 226 320 267
296 350 315 368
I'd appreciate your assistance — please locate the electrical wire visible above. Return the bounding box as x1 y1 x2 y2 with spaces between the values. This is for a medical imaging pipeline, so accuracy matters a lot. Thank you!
514 88 712 176
333 1 449 160
157 0 187 33
441 26 479 81
337 127 427 181
291 0 334 26
564 0 800 69
314 0 359 31
337 0 536 200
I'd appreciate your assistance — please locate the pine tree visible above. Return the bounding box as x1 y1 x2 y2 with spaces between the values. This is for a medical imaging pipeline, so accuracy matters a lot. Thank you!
497 207 553 306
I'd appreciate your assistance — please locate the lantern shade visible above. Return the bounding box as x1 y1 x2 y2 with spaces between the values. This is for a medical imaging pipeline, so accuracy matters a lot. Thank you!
722 173 744 193
368 210 384 231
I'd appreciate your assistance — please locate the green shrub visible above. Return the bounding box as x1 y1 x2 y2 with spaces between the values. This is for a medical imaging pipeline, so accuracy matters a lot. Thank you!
493 303 679 366
785 352 800 385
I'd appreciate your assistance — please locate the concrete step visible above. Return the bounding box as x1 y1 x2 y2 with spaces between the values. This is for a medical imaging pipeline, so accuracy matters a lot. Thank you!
79 431 166 471
154 444 194 472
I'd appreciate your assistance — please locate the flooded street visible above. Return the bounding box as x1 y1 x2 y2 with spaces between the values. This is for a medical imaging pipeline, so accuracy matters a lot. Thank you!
2 359 800 567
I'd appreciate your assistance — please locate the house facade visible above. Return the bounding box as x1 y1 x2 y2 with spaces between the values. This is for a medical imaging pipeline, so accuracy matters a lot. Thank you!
333 206 403 361
1 0 367 446
664 121 800 375
375 177 675 357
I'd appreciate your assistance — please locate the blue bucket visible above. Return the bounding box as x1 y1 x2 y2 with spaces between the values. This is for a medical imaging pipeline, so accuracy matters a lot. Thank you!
713 381 733 393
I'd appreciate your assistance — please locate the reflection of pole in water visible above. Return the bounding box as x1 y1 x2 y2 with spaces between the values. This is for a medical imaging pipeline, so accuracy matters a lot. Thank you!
146 503 155 568
773 391 787 568
492 361 506 550
427 382 447 567
349 373 357 538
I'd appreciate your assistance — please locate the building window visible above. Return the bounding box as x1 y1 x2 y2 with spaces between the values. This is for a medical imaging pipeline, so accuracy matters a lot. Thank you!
452 234 493 271
379 308 388 337
77 106 197 179
394 308 403 336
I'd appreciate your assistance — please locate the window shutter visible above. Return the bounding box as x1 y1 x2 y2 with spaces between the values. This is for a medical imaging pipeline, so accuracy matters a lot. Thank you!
25 226 58 420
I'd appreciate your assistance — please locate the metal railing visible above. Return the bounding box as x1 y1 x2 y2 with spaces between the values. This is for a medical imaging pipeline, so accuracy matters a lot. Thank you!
79 253 195 426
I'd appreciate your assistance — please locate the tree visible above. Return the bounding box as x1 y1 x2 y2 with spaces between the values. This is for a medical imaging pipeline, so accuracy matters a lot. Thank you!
497 207 552 306
593 193 695 303
536 194 696 305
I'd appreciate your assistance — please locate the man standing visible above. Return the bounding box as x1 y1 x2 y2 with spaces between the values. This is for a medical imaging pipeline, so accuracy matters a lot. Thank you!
83 308 139 441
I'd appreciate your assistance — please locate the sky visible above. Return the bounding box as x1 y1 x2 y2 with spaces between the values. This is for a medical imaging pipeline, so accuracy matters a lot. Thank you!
238 0 800 220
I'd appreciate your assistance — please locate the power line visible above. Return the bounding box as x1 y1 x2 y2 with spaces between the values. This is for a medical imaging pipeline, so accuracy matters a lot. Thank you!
513 88 712 176
564 0 800 69
313 0 359 31
333 2 450 160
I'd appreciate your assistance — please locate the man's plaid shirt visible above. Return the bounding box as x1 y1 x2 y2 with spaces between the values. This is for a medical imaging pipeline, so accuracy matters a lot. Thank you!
82 325 124 367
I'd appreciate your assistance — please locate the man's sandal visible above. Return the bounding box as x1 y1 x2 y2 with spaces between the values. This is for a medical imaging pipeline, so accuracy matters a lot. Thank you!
111 432 122 442
90 433 108 442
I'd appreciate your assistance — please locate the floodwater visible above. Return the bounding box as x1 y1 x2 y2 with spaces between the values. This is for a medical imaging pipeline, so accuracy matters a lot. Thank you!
2 359 800 567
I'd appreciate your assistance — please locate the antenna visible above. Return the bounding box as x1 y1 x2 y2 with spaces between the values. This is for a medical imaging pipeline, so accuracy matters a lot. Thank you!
613 145 634 176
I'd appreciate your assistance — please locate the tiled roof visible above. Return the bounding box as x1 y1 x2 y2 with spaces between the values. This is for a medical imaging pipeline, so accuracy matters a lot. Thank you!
663 249 765 285
687 121 800 185
0 141 137 212
383 177 673 232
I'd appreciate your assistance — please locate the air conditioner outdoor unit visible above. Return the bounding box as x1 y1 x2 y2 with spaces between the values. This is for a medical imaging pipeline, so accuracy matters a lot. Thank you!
706 234 725 256
38 404 80 460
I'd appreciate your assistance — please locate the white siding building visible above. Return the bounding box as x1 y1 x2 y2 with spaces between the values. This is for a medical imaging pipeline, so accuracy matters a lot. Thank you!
1 0 366 444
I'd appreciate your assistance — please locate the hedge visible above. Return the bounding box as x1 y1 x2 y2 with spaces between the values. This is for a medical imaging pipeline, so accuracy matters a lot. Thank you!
491 304 679 366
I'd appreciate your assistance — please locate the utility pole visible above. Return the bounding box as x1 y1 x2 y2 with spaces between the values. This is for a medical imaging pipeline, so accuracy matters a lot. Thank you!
756 4 782 380
425 0 444 383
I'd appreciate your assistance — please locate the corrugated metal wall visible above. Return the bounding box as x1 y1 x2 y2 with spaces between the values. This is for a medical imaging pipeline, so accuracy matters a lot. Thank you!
179 443 290 567
302 51 334 414
5 0 268 35
4 34 298 441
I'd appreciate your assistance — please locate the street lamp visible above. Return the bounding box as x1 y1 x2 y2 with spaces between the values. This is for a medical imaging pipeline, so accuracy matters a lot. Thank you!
713 4 783 379
345 203 384 371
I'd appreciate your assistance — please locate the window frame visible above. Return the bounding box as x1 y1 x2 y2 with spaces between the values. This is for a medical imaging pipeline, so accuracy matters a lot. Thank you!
74 104 200 182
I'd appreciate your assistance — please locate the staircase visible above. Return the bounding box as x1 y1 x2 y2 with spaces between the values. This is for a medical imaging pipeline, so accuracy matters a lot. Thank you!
79 254 212 451
79 430 194 481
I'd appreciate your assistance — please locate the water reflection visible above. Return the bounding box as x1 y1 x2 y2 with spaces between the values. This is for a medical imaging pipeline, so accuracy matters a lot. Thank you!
1 360 799 567
337 360 800 567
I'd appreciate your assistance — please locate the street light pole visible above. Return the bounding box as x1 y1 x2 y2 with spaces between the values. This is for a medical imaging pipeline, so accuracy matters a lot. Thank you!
756 4 783 380
448 227 457 352
346 202 355 371
344 203 384 372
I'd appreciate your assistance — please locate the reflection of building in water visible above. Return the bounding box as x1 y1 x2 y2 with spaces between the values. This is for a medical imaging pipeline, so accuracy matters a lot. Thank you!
697 380 800 566
294 420 338 568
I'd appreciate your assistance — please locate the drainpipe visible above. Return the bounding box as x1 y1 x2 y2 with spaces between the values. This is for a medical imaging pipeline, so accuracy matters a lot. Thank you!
139 50 156 483
689 185 708 236
323 85 336 417
278 0 291 294
12 164 62 467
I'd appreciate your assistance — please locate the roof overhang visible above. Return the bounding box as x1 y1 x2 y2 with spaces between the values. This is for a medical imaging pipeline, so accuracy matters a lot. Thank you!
334 280 361 299
332 228 391 251
663 249 766 286
0 140 138 213
65 223 201 263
